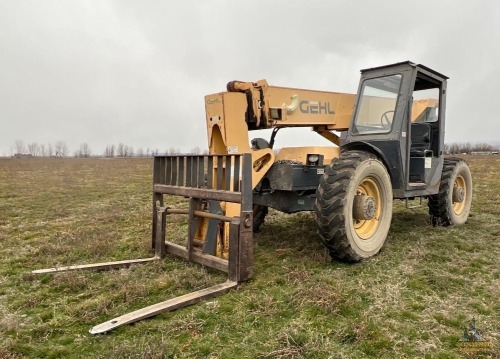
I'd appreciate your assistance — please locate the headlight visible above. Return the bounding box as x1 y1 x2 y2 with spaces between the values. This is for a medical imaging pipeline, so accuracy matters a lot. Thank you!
307 154 320 163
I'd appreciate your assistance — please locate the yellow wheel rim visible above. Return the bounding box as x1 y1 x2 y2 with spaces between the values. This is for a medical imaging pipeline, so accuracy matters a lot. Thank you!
453 175 466 215
353 177 382 239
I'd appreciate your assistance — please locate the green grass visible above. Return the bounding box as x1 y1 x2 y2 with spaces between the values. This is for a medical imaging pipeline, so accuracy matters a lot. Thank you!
0 156 498 358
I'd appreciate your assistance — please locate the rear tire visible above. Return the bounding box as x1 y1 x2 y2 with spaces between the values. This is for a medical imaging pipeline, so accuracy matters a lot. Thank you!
315 151 393 262
428 158 472 226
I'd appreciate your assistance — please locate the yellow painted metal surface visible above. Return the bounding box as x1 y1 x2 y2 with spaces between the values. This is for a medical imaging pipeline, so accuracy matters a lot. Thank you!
313 126 341 146
354 178 382 239
276 146 340 165
205 92 275 189
204 83 356 257
453 175 467 215
265 86 356 130
205 92 276 257
411 99 438 122
226 80 356 130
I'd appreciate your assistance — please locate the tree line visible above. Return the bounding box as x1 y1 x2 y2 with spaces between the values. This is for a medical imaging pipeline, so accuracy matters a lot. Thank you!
8 139 497 158
8 140 206 158
444 142 498 154
11 139 70 157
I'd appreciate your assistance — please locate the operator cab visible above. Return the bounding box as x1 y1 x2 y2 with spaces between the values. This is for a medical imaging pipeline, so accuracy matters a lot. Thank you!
343 61 447 198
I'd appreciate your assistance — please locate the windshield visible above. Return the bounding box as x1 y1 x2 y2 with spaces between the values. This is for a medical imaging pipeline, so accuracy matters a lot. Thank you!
352 74 402 134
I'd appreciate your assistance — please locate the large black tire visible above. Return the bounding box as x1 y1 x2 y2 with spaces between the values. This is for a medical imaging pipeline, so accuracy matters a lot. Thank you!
428 158 472 226
315 151 393 262
252 204 268 233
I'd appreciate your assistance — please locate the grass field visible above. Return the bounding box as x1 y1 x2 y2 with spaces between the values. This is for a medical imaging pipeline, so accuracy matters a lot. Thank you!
0 156 498 358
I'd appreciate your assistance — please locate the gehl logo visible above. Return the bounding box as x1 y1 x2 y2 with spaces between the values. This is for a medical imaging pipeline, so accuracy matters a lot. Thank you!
299 100 335 115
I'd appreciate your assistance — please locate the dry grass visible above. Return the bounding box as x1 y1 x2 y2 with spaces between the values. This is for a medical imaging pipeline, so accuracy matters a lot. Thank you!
0 156 498 358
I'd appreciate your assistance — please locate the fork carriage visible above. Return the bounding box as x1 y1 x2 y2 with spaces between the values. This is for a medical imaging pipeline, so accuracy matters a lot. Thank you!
33 154 254 334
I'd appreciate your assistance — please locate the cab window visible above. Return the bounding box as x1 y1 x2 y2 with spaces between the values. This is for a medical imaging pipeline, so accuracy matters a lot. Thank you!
411 83 439 123
353 74 402 135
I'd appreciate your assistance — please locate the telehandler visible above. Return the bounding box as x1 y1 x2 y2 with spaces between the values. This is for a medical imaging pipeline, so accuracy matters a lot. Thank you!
196 60 472 262
34 61 472 333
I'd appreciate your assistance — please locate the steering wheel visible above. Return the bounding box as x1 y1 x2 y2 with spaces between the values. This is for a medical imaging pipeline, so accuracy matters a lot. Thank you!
380 110 394 130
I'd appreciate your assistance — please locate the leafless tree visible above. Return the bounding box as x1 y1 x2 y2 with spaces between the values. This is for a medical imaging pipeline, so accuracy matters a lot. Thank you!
443 143 450 154
14 139 26 154
39 144 46 157
54 141 69 157
126 145 134 157
47 143 54 157
78 143 92 158
444 142 496 154
27 142 40 156
167 147 180 155
117 143 126 157
136 147 144 157
472 142 496 152
461 142 472 154
448 143 461 154
104 144 115 157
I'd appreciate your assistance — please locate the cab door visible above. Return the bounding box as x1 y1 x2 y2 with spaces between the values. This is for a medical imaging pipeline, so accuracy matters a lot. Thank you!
405 68 446 196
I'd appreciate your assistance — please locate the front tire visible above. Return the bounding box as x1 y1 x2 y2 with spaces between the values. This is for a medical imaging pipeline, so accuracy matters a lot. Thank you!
428 158 472 226
315 151 393 262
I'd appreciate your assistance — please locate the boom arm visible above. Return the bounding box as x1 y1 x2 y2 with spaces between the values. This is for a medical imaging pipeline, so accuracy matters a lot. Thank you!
225 80 356 131
205 80 357 186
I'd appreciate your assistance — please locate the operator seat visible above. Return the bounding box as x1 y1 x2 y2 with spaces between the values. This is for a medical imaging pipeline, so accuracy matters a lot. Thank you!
410 122 432 157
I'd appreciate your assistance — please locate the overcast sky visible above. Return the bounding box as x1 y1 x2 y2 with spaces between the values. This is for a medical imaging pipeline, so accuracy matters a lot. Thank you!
1 0 499 156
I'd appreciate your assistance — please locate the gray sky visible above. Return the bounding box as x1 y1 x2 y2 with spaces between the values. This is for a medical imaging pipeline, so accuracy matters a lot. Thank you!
1 0 499 156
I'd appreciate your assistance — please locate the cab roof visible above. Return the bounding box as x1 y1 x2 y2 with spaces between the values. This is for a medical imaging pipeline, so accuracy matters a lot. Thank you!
361 61 449 80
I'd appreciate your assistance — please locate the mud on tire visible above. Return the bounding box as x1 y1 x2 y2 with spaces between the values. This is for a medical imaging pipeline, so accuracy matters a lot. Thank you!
428 158 472 226
314 151 393 262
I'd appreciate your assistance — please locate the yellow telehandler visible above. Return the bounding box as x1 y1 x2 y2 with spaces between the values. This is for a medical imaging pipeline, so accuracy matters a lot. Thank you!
34 61 472 333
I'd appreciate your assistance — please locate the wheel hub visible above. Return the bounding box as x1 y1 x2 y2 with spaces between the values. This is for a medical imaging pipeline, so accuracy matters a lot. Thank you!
353 194 377 220
452 186 465 203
